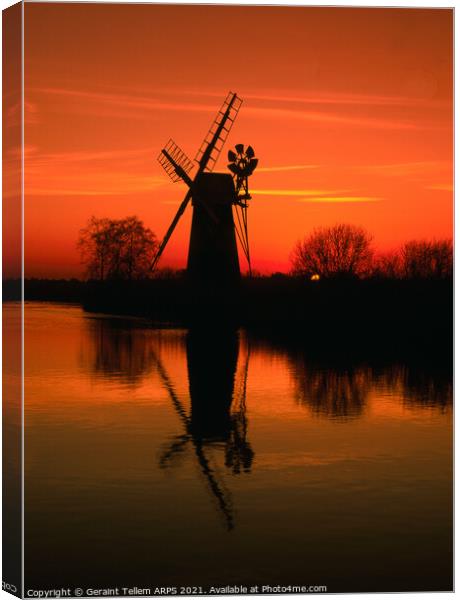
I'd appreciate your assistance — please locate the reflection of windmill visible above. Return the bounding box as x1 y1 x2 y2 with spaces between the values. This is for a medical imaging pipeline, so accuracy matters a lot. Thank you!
225 342 254 474
151 92 259 281
153 330 254 531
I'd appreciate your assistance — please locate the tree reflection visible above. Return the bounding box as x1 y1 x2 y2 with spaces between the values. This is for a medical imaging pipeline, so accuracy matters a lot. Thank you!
288 351 451 420
82 316 155 385
376 364 452 412
291 357 370 420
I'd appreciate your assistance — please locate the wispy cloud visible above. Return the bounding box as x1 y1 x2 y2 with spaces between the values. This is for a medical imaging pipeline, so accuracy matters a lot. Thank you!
256 164 319 173
358 161 452 176
242 90 449 109
30 86 426 130
298 196 381 203
20 144 169 197
6 100 39 127
250 188 380 203
32 87 218 120
26 146 155 168
426 183 453 192
251 188 350 197
244 105 420 130
144 87 449 109
24 173 168 197
41 147 154 163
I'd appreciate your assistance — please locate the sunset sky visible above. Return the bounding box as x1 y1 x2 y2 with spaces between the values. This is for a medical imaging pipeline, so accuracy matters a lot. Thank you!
12 3 454 277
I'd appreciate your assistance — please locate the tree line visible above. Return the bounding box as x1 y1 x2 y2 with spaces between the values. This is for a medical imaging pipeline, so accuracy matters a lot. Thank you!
78 216 452 281
291 223 452 280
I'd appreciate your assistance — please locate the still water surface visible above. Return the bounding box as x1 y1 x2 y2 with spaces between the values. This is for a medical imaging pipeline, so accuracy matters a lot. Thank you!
19 303 452 592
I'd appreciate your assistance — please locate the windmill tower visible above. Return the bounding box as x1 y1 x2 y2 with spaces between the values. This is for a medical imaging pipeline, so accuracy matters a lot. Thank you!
151 92 258 287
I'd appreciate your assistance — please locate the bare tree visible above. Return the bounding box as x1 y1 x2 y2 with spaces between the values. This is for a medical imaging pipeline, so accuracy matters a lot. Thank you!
78 216 158 281
372 251 402 279
77 217 112 281
291 224 373 279
401 239 453 279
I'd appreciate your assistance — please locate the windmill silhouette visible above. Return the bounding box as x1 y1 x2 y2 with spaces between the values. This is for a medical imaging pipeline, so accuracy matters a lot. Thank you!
151 92 258 283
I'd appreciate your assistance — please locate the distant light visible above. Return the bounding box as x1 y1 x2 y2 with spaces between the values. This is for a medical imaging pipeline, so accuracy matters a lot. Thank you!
311 274 320 281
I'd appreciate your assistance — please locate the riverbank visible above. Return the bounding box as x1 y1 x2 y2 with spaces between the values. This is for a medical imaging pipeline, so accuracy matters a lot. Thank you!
5 276 453 356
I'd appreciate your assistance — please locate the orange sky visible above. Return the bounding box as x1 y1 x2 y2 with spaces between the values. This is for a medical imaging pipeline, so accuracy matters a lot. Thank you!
11 4 454 277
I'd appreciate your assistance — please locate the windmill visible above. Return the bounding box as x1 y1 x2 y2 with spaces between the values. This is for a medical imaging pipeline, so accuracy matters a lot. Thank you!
151 92 258 283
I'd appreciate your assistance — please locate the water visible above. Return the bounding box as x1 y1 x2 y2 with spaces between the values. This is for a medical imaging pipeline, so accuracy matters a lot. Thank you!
11 303 452 592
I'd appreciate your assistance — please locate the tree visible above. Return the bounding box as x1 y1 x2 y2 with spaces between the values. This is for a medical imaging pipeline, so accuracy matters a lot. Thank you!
401 239 453 279
372 251 402 279
78 216 158 281
291 224 373 279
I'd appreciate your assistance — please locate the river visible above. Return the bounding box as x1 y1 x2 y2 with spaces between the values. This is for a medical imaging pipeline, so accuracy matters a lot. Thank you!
7 302 452 593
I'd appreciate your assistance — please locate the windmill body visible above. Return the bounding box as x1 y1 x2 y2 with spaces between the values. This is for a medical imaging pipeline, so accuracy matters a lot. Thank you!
152 92 258 288
187 173 240 286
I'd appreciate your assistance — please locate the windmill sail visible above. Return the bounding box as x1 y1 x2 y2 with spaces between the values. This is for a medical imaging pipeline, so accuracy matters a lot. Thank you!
150 92 242 271
150 189 193 272
195 92 242 172
158 139 194 184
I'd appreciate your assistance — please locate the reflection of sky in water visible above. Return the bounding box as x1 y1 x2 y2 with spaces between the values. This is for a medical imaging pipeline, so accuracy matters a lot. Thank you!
17 303 452 592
